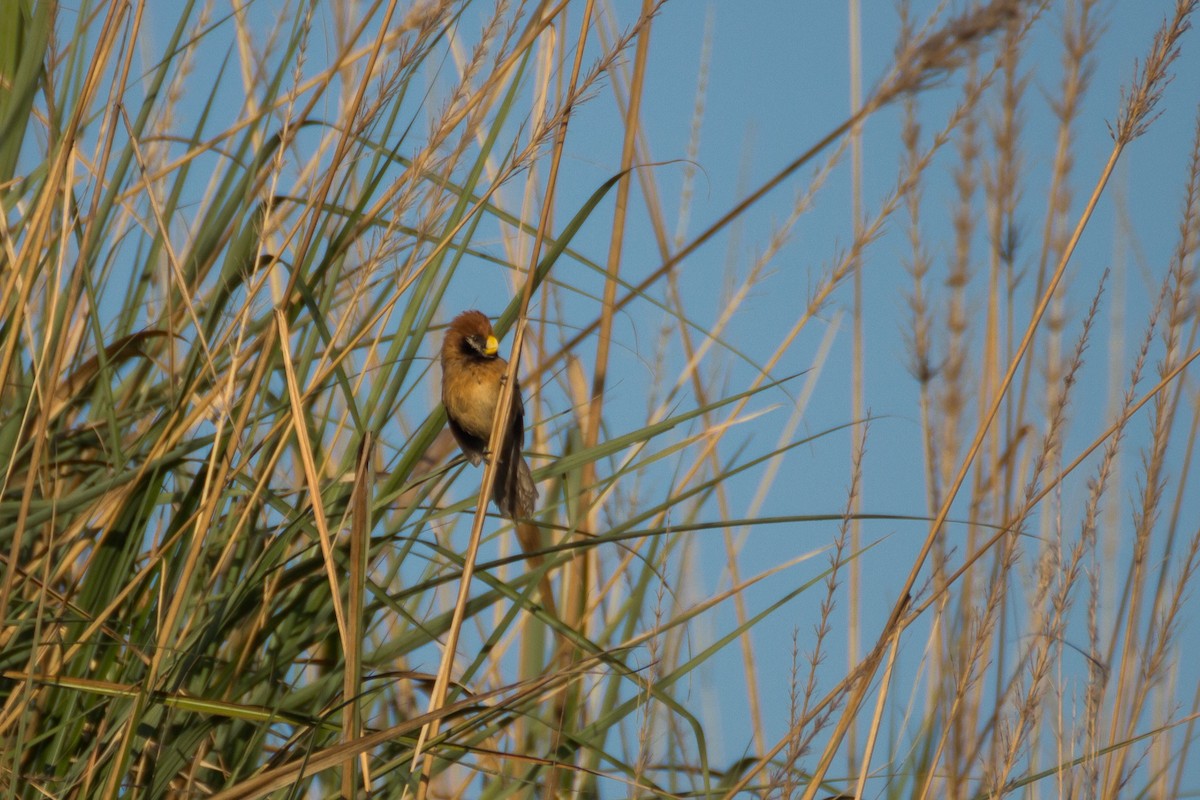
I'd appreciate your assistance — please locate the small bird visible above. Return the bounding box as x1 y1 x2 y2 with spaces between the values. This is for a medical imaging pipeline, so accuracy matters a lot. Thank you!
440 310 538 519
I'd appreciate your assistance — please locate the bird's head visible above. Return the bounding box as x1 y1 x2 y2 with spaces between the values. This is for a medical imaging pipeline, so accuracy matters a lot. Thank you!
446 310 499 359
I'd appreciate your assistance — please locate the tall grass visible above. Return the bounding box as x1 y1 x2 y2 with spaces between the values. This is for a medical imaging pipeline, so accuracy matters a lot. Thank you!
2 0 1199 798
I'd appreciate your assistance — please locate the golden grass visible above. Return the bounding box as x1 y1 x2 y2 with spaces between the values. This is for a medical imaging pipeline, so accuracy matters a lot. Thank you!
2 0 1200 797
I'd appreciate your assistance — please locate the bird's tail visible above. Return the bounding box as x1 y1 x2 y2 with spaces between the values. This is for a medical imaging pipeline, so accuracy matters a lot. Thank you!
494 449 537 520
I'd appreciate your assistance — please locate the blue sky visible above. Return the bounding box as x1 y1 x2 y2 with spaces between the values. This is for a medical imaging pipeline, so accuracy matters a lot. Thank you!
516 1 1200 794
109 0 1200 794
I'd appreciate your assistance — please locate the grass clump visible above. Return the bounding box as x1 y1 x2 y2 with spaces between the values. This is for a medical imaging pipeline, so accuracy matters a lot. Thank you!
2 1 1200 798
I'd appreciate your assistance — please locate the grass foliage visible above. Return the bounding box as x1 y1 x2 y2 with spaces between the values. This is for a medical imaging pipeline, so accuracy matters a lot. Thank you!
3 0 1200 797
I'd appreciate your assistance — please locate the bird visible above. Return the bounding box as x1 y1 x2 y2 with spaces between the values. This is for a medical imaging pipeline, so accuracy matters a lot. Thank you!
439 310 538 519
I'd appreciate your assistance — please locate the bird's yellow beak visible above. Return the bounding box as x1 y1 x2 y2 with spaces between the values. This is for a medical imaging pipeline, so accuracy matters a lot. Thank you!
484 335 499 356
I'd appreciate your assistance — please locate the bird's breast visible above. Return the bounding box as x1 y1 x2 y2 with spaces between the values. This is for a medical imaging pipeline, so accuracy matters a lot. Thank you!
445 369 500 440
